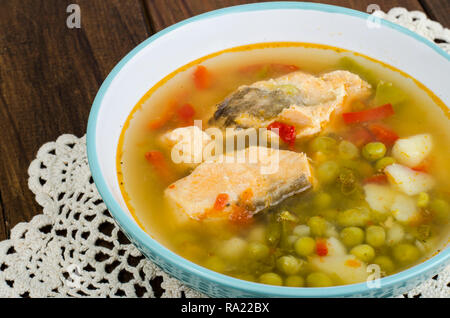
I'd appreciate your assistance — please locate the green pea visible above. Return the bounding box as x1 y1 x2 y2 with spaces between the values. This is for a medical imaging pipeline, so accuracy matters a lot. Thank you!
317 161 340 184
337 208 370 227
340 227 365 247
429 199 450 223
318 209 339 220
362 142 387 161
285 275 305 287
306 272 333 287
313 192 332 210
415 224 431 241
366 225 386 247
373 256 395 274
307 216 328 237
350 244 375 262
392 243 420 264
338 140 359 159
310 136 337 153
294 237 316 257
259 273 283 286
276 255 303 275
375 156 396 171
417 192 430 208
247 242 270 260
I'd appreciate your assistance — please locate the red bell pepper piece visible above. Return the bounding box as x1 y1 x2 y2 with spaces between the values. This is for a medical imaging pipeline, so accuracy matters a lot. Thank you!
267 121 296 148
343 104 395 124
369 123 399 146
193 65 212 90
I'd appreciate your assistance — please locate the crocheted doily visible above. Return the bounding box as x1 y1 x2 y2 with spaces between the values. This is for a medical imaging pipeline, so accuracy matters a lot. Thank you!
0 9 449 298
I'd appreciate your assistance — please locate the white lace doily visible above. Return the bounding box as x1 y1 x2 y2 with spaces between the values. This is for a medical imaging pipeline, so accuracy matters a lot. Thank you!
0 9 449 298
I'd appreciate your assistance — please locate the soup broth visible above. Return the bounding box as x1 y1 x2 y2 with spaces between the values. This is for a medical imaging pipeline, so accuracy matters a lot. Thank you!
118 43 449 287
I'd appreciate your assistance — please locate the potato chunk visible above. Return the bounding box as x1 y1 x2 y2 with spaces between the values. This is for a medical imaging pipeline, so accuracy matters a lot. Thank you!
391 134 432 168
385 164 435 196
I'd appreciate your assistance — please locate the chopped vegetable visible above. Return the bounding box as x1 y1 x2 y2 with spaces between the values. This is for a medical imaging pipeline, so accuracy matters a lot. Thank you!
338 168 357 195
325 237 347 256
308 216 328 237
429 199 450 223
385 163 435 196
340 227 365 247
316 161 340 184
145 150 173 182
417 192 430 208
313 192 332 210
259 273 283 286
375 156 396 171
391 193 419 223
373 256 395 273
392 243 420 264
193 65 212 90
345 259 362 268
365 225 386 247
363 183 395 213
214 193 229 211
316 239 328 256
294 237 316 256
285 275 305 287
176 103 196 124
310 136 337 153
375 81 407 106
267 121 296 148
293 224 310 237
350 244 375 262
363 174 388 184
347 126 375 147
391 134 433 168
338 140 359 159
386 222 405 246
343 104 395 124
362 142 387 161
369 123 399 146
248 242 270 260
276 255 303 275
218 237 248 260
337 208 370 227
306 272 333 287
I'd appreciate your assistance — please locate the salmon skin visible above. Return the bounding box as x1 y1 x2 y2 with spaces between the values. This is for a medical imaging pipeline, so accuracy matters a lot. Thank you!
164 146 313 222
209 70 371 138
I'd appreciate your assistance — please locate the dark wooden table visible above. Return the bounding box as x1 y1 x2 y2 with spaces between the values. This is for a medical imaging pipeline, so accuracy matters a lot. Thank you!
0 0 448 241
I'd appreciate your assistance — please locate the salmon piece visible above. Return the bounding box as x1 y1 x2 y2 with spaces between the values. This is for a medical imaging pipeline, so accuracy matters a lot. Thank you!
210 70 371 139
164 146 313 222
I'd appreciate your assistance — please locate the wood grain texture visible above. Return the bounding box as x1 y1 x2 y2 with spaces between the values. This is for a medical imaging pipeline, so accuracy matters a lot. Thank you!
0 0 150 240
144 0 425 32
420 0 450 28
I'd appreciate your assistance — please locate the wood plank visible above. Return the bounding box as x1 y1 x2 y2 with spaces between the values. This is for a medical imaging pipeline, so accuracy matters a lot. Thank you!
420 0 450 28
145 0 425 32
0 0 151 240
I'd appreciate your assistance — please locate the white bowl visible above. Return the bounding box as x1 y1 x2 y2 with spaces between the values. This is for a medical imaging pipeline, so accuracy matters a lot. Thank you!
87 2 450 297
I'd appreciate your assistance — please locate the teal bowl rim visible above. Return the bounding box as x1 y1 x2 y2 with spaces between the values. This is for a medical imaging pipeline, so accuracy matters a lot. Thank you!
87 2 450 297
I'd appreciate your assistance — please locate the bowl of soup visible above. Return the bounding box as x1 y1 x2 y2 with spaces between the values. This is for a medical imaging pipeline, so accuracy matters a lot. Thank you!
87 2 450 297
